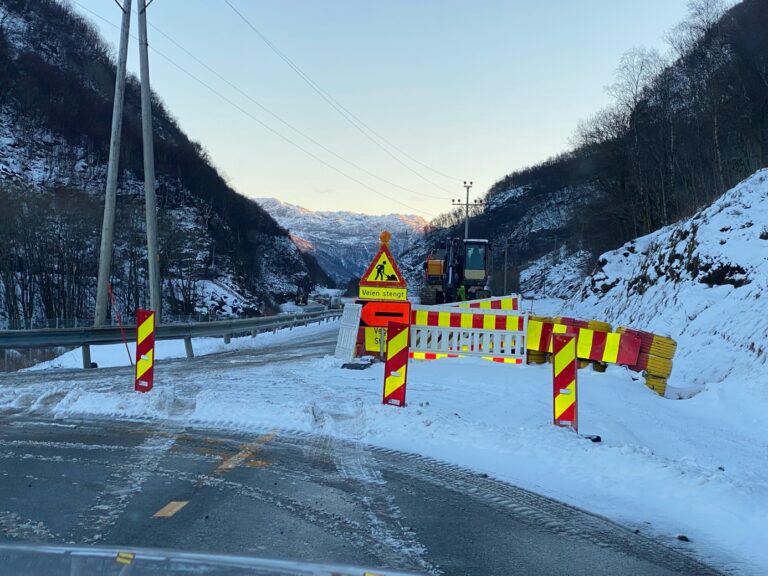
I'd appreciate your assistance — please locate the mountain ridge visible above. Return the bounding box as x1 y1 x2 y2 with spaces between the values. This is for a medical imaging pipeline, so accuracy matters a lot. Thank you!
257 197 427 285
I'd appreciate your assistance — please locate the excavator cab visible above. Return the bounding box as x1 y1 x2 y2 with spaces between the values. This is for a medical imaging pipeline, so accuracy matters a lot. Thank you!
462 239 489 287
421 238 491 304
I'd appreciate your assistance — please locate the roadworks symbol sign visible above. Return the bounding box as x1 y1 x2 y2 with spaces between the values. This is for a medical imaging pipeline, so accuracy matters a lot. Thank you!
360 244 406 288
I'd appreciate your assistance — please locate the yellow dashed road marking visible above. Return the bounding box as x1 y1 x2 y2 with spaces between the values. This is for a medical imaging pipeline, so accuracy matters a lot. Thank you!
152 500 189 518
116 551 135 565
215 432 275 474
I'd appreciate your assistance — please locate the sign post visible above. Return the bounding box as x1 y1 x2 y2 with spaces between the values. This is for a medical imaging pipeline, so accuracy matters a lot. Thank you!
134 308 156 393
552 333 578 432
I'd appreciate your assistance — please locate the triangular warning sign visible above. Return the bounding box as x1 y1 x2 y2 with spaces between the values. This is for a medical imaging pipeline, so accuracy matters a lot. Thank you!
359 243 406 288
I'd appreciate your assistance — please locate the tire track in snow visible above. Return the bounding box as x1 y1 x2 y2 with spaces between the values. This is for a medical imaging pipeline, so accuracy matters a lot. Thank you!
64 434 174 544
307 397 440 575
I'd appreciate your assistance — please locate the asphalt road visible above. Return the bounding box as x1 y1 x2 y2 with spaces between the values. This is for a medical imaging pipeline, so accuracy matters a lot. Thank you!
0 418 725 576
0 330 725 575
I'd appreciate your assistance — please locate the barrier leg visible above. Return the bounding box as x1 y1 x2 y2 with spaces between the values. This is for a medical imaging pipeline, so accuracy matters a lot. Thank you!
379 328 386 360
184 337 194 359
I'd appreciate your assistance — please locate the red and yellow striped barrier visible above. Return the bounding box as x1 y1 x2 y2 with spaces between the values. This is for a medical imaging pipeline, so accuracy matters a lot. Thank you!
527 318 556 353
409 352 460 360
134 308 156 393
409 351 522 364
409 306 526 363
454 295 519 311
552 333 578 432
411 309 524 331
527 319 640 366
383 322 409 407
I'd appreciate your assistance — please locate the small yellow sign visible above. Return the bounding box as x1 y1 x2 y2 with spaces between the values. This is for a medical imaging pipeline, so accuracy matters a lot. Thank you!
359 286 407 301
364 251 402 284
365 327 387 352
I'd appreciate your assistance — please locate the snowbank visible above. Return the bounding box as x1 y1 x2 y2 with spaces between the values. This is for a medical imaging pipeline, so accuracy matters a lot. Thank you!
23 319 338 371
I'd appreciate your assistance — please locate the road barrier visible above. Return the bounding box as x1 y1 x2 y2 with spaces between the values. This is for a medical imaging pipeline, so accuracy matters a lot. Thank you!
0 309 342 369
409 305 527 363
527 318 641 366
383 322 410 407
134 309 156 393
447 295 520 311
527 314 677 397
334 304 362 363
618 326 678 396
552 333 578 432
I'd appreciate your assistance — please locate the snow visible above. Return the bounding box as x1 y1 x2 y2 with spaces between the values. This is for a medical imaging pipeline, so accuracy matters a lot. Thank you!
2 326 760 573
6 174 768 573
485 184 530 209
559 169 768 394
519 248 593 299
0 350 757 573
23 320 339 371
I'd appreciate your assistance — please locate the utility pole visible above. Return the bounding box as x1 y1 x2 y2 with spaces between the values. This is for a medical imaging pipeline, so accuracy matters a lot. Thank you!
94 0 132 327
138 0 162 319
504 242 508 294
452 181 483 239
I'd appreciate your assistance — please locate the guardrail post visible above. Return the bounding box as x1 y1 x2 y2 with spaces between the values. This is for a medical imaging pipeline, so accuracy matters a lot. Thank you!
251 329 257 338
82 344 92 369
184 337 194 359
224 333 231 344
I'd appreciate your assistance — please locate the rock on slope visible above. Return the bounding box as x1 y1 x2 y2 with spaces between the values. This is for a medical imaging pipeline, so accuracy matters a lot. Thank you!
257 198 427 284
562 169 768 391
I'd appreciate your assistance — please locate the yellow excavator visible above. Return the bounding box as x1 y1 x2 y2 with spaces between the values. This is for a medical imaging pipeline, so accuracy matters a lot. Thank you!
421 237 492 304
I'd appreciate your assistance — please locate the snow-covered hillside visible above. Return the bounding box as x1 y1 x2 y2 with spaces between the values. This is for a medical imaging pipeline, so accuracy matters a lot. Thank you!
554 169 768 394
257 198 427 284
0 106 307 322
519 248 593 298
0 1 323 327
475 181 601 288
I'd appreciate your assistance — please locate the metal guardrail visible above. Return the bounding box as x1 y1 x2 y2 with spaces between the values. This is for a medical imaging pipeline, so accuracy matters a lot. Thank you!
0 309 342 369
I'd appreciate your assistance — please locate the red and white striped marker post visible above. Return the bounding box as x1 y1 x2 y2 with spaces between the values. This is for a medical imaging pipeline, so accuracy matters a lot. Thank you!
552 333 578 432
383 322 410 407
134 309 156 393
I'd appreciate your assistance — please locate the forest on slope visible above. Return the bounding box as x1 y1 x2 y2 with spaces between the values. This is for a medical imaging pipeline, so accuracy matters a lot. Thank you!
0 0 329 327
431 0 768 295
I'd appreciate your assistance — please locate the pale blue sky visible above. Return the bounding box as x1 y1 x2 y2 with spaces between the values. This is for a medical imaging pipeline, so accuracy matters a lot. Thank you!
72 0 692 218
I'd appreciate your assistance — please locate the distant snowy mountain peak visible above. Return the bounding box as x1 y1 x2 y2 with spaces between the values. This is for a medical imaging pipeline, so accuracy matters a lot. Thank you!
257 197 428 284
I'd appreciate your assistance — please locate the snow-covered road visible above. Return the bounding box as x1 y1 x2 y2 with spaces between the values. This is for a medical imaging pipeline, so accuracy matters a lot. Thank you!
0 320 761 574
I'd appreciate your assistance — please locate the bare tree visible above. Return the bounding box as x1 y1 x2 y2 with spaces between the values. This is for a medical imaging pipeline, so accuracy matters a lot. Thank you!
606 47 665 125
667 0 729 58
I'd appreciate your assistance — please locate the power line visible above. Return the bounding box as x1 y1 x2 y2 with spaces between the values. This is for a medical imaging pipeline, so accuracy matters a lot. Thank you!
147 23 450 202
223 0 460 196
72 1 435 217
